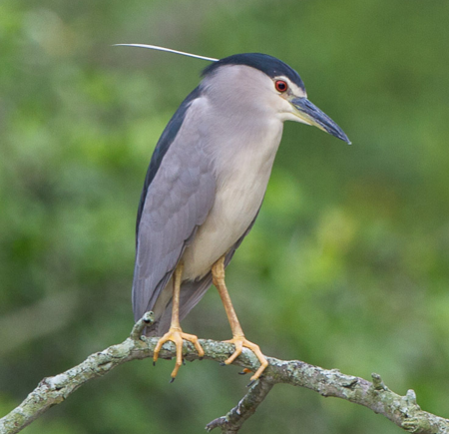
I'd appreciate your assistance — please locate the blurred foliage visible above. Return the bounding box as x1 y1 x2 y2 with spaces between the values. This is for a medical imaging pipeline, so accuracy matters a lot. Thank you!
1 0 449 433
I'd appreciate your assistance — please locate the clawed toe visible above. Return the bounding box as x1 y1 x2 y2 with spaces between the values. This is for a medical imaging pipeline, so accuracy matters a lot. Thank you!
223 336 269 381
153 327 204 379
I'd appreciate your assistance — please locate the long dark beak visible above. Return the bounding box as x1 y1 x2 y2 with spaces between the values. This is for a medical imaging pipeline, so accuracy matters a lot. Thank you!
291 97 351 144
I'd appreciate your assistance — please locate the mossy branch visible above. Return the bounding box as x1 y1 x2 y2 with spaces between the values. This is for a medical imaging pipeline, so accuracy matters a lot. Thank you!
1 312 448 434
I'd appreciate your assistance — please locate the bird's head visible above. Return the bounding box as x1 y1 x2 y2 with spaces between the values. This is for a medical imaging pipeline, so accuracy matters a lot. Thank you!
202 53 351 144
114 45 350 144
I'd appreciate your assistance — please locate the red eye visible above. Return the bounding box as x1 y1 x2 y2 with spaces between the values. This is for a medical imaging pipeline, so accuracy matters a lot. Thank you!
275 80 288 93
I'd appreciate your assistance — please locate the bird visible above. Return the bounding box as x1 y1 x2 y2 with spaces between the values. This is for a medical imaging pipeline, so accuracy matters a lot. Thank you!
117 44 351 382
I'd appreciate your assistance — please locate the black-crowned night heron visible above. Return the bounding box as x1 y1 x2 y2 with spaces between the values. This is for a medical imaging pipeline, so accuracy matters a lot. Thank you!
118 45 350 381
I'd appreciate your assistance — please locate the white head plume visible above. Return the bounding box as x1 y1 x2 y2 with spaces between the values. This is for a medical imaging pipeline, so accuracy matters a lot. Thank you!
114 44 218 62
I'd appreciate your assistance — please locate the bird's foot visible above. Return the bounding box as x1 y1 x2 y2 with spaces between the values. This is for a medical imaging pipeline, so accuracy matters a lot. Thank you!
153 327 204 379
223 335 269 381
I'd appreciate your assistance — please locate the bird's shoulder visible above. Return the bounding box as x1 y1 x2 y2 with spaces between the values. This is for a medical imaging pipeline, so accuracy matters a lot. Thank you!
136 86 203 235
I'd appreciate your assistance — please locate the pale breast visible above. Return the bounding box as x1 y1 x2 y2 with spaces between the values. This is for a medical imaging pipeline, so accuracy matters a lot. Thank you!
181 120 283 280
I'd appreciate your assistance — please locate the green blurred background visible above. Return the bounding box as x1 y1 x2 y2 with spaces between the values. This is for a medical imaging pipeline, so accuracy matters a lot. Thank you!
1 0 448 432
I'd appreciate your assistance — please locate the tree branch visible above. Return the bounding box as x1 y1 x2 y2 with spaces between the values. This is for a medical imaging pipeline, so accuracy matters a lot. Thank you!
205 378 274 433
1 312 449 434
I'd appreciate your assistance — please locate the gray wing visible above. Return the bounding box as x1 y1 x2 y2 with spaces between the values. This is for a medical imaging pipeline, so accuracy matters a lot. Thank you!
156 208 261 334
132 97 215 322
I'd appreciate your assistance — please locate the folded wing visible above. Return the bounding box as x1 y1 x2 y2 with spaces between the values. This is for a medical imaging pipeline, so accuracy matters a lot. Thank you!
132 88 216 321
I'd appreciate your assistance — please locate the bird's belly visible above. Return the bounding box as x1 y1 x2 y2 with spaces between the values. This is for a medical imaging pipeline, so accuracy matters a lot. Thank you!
181 154 275 280
181 185 263 279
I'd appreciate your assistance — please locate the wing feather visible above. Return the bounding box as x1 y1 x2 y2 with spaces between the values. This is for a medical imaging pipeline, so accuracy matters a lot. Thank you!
132 93 216 321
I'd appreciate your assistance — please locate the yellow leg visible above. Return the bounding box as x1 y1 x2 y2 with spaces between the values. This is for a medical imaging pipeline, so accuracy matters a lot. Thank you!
212 256 269 381
153 263 204 380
